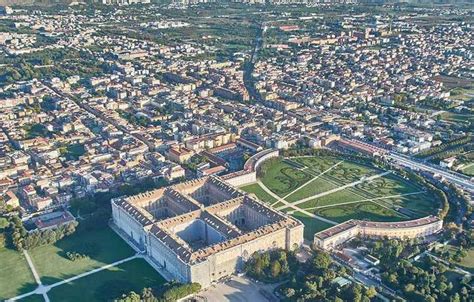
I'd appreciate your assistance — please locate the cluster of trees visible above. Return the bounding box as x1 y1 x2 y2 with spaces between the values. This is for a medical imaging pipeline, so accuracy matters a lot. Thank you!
0 49 108 85
279 250 377 301
7 215 78 251
116 282 201 302
23 123 53 139
366 238 419 270
182 154 208 172
117 110 156 128
367 238 472 301
383 256 471 302
245 249 297 282
66 251 89 261
418 97 456 110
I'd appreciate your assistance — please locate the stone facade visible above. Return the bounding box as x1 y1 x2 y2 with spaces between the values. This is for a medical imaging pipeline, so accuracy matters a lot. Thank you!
112 172 303 288
314 216 443 250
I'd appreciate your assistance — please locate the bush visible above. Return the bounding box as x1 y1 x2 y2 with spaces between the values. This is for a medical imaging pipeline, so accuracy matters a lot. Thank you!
66 251 89 261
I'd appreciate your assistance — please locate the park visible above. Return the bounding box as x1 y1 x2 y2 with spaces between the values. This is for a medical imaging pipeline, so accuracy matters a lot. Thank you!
241 153 441 242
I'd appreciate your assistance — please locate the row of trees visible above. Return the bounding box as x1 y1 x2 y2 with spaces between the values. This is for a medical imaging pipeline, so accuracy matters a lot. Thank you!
415 136 472 159
7 215 78 251
116 282 201 302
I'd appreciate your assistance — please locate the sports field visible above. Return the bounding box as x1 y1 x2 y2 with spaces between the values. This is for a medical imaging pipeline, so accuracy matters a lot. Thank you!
241 155 439 241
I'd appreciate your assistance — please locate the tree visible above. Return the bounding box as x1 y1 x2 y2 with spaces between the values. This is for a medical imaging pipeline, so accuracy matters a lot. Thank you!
0 217 8 229
283 287 295 298
117 291 141 302
271 260 281 278
312 251 331 271
404 283 415 293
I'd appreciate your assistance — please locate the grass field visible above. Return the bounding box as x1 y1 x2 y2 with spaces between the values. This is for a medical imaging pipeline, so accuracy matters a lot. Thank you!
19 294 45 302
291 211 334 241
48 258 166 302
29 227 135 285
461 163 474 177
0 248 37 300
255 155 438 235
240 183 277 204
458 248 474 274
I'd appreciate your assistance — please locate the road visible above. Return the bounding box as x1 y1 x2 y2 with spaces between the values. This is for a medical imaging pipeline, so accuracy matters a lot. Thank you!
243 22 266 102
387 153 474 193
43 83 155 151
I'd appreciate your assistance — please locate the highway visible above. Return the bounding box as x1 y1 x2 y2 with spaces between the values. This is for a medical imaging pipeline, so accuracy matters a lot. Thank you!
387 153 474 193
348 139 474 193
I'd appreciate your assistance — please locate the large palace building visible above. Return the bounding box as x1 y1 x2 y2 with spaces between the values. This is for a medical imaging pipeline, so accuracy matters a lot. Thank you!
111 175 304 287
314 216 443 250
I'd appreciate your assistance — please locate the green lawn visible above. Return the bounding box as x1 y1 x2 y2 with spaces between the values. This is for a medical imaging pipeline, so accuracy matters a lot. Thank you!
48 258 166 302
19 294 45 302
457 248 474 274
291 212 333 241
461 163 474 177
240 183 277 204
0 248 37 300
29 227 135 285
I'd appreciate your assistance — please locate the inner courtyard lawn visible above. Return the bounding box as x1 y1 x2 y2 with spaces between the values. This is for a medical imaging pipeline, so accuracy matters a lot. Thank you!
0 248 37 300
48 258 166 302
29 226 135 285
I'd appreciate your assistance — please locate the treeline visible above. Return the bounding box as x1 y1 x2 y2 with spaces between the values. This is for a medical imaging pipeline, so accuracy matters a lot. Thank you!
116 282 201 302
415 136 473 159
245 249 298 283
7 215 78 251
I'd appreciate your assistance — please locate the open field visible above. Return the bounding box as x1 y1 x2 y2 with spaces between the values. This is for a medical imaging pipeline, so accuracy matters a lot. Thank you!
240 183 277 204
48 258 166 302
458 248 474 274
256 155 439 236
291 211 334 241
462 164 474 176
0 248 37 300
18 294 45 302
29 227 135 285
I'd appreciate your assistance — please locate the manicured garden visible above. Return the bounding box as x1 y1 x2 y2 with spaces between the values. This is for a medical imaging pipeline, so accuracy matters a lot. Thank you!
256 154 439 235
